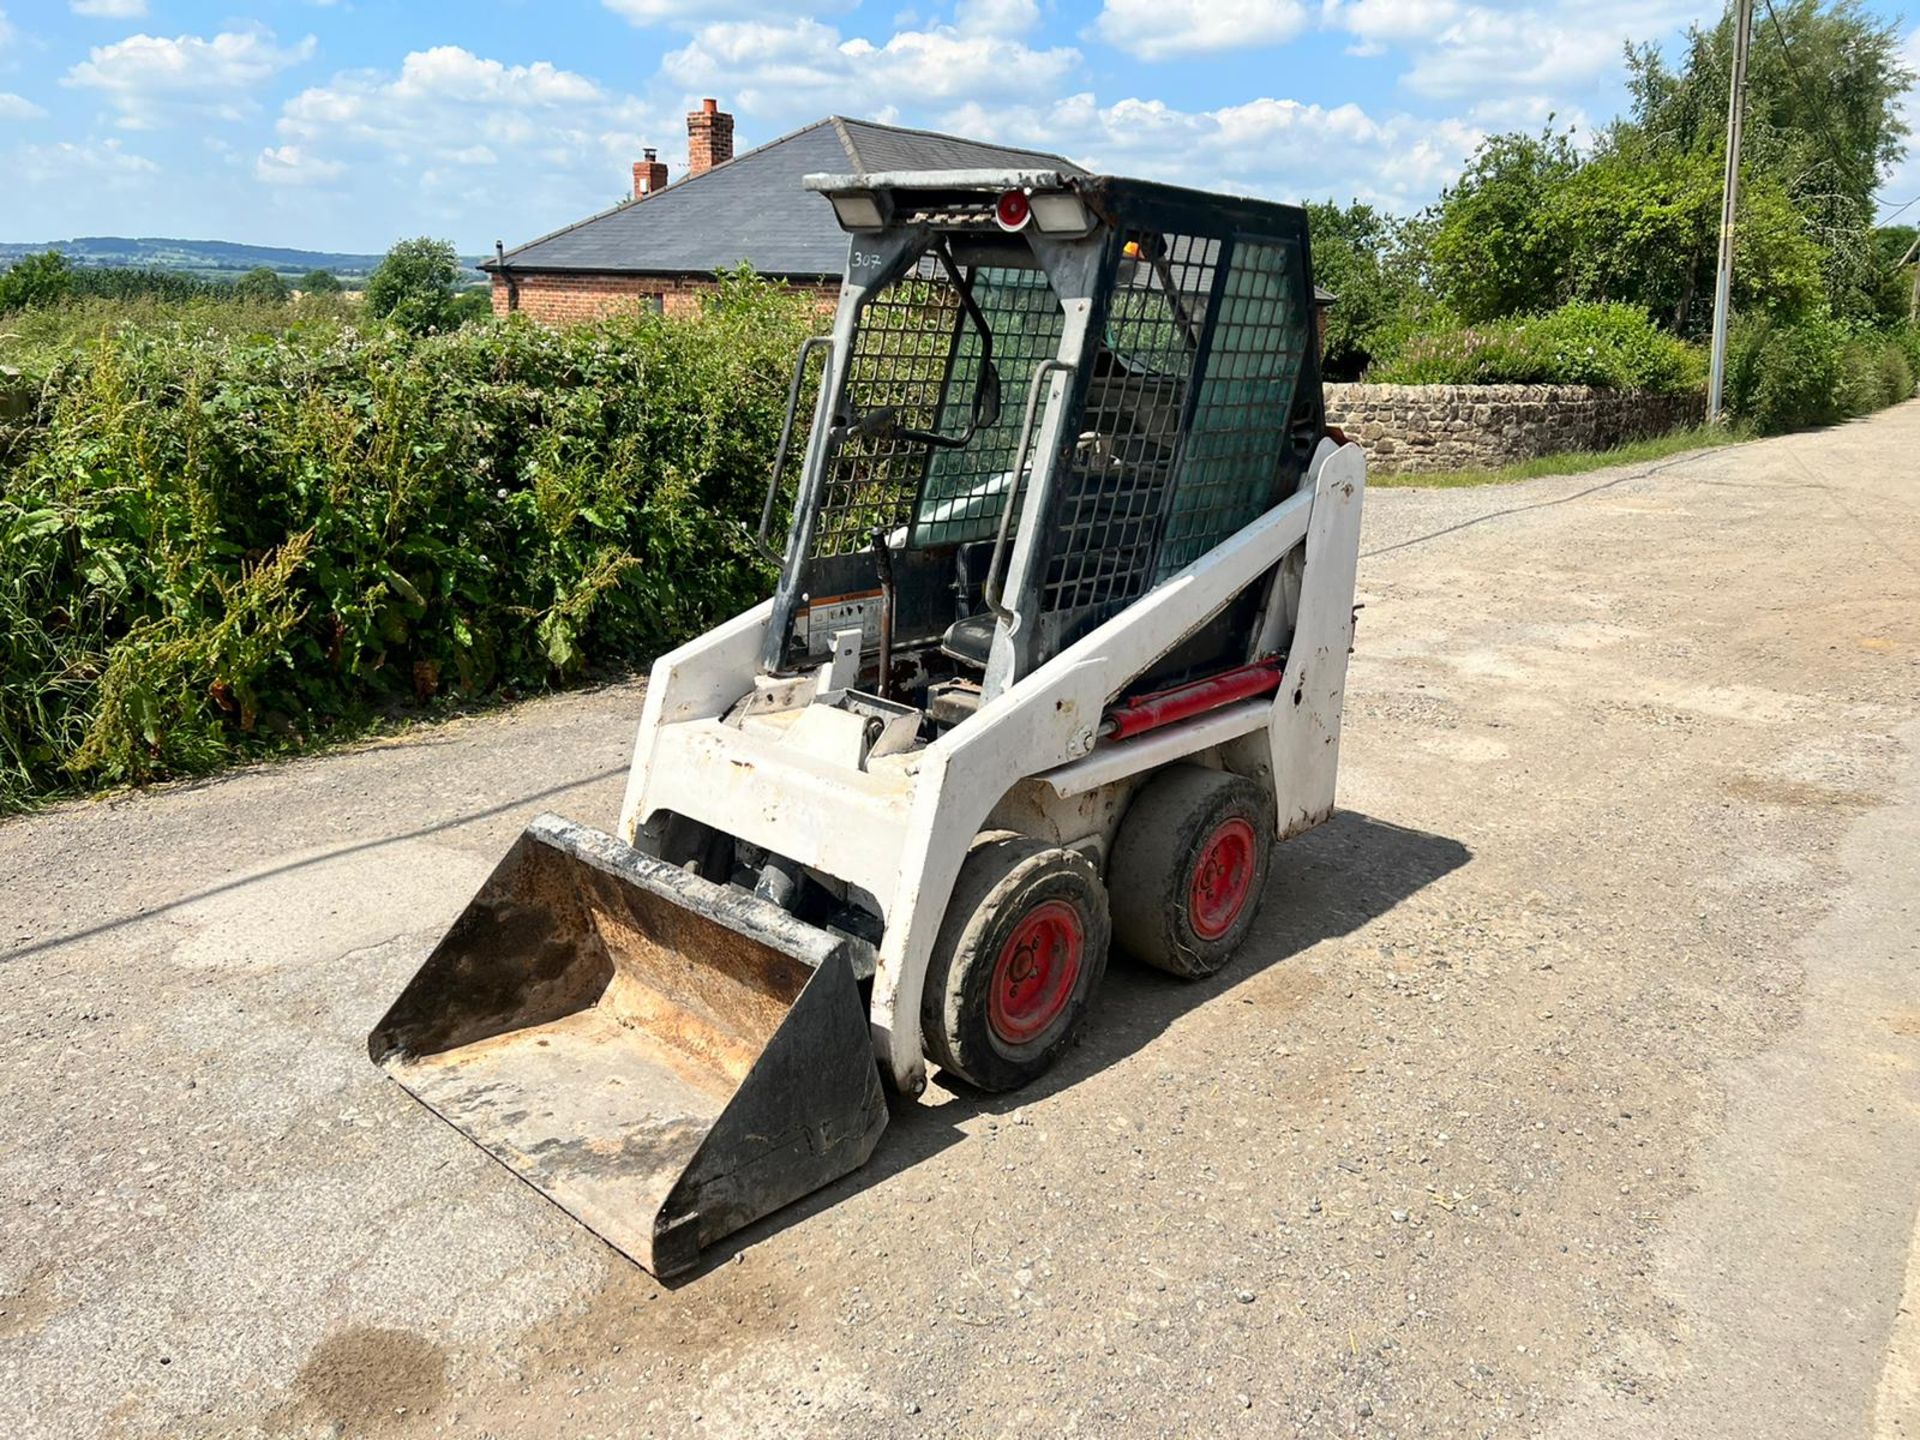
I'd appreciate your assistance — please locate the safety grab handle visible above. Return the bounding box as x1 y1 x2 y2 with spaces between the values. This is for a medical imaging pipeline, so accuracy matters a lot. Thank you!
757 335 834 558
984 358 1073 623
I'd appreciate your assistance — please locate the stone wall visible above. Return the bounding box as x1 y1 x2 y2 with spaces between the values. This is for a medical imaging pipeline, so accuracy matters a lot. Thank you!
1323 383 1705 475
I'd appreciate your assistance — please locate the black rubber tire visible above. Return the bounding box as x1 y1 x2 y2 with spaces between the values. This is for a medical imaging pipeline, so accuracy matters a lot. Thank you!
921 834 1111 1092
1109 764 1273 978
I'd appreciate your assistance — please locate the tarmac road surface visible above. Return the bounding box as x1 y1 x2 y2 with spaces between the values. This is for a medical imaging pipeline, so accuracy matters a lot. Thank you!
3 403 1918 1439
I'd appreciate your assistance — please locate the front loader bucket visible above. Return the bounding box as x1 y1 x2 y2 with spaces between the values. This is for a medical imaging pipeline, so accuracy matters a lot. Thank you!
368 814 888 1278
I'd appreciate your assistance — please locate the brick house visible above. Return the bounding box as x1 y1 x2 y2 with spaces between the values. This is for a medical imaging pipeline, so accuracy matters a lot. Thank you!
483 102 1087 323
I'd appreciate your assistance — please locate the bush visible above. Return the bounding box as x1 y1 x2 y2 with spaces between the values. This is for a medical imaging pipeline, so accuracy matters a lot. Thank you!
1888 324 1920 385
1370 301 1703 392
299 269 343 296
0 251 73 313
448 288 495 326
67 267 227 304
0 272 820 810
232 267 291 304
1723 314 1916 433
1836 335 1895 416
1723 315 1842 431
0 292 343 360
1878 344 1916 409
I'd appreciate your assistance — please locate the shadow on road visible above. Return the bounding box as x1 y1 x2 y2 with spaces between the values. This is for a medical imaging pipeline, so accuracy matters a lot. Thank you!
677 809 1471 1282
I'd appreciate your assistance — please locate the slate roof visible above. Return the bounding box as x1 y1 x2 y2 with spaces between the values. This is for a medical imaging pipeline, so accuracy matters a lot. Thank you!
486 116 1086 279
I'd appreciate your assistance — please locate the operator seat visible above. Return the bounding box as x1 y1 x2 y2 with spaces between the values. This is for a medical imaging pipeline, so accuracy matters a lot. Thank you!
941 613 995 669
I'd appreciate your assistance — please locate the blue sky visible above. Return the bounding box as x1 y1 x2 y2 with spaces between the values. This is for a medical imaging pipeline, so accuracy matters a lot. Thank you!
0 0 1914 253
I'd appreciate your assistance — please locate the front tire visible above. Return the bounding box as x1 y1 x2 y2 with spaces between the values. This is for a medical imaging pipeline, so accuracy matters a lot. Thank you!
922 835 1111 1092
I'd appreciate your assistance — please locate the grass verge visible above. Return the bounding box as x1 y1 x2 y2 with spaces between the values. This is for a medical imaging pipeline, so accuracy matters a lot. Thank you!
1370 424 1745 488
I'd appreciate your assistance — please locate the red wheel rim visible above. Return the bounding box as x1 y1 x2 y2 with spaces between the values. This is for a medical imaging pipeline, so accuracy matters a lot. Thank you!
1189 817 1257 940
988 900 1085 1045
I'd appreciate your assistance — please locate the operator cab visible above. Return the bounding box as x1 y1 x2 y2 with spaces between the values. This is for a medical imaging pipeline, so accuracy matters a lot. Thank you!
753 169 1326 744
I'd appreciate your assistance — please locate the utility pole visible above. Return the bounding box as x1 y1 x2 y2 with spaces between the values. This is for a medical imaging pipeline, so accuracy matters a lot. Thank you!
1706 0 1754 424
1904 234 1920 324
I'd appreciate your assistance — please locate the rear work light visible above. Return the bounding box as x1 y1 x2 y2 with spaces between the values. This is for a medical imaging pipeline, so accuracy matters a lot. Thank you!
994 189 1032 232
1029 190 1093 236
829 190 889 232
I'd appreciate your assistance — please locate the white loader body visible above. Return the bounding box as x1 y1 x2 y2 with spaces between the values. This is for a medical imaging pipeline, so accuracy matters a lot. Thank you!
619 437 1365 1093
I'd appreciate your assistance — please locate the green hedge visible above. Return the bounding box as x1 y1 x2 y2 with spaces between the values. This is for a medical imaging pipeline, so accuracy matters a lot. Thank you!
1365 298 1918 434
1368 302 1705 393
0 273 816 811
1724 314 1918 434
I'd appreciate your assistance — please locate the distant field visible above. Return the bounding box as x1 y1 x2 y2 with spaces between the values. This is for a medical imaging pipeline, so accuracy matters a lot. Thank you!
0 235 488 282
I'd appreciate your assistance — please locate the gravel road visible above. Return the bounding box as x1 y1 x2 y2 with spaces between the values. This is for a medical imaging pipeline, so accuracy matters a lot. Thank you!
3 404 1917 1439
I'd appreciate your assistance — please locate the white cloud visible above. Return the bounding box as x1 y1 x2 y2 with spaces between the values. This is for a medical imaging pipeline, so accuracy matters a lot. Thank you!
661 18 1078 114
1400 9 1602 98
384 46 602 106
255 142 344 185
1321 0 1699 101
266 45 675 233
65 28 317 128
1097 0 1308 59
602 0 836 25
0 8 13 50
14 136 159 186
0 92 44 118
275 48 638 166
955 0 1039 38
1323 0 1461 45
71 0 149 18
944 90 1482 211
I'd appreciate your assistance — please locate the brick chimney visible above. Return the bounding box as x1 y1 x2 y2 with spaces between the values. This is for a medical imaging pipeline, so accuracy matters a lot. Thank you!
687 98 733 178
632 148 668 200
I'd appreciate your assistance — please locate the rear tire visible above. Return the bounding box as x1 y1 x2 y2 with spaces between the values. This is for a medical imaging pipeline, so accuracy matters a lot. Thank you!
922 835 1110 1092
1110 765 1272 978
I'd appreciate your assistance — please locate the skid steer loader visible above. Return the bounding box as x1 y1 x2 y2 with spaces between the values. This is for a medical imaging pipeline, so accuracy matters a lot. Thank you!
371 169 1366 1278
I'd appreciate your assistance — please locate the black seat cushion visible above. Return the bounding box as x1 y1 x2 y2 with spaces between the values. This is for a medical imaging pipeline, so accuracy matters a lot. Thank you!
941 613 996 669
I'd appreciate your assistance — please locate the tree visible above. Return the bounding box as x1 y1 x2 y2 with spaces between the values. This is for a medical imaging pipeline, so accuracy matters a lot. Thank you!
232 266 291 304
1424 2 1901 334
1303 201 1431 378
1427 128 1581 323
1550 143 1823 333
0 250 73 312
1626 0 1910 209
1870 225 1918 324
298 268 342 295
1622 0 1913 322
364 237 462 332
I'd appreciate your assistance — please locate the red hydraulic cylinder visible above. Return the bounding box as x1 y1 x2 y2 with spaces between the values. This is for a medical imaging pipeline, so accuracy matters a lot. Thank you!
1099 656 1285 741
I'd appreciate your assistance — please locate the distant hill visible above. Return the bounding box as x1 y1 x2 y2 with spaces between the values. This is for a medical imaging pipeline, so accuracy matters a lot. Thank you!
0 236 488 282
